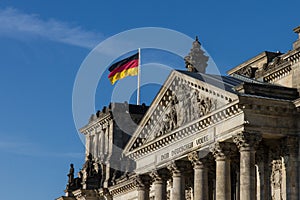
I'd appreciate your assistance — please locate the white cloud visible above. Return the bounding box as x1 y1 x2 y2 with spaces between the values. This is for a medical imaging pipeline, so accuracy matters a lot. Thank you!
0 7 102 49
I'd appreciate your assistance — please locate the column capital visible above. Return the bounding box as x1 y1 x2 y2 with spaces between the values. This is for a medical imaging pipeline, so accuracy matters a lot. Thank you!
167 160 187 175
209 142 236 160
233 131 262 151
150 168 169 182
134 175 151 190
187 151 209 168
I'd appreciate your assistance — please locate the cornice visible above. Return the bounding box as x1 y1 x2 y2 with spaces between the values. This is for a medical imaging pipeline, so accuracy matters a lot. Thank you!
80 114 112 135
126 100 241 160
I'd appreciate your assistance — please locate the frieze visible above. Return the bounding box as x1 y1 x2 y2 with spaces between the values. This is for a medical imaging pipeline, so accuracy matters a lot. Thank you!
157 131 214 164
146 84 217 143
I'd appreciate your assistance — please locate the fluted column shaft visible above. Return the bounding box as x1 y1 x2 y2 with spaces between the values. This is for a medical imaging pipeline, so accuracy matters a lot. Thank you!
194 163 208 200
233 132 261 200
150 169 168 200
216 156 231 200
239 148 256 200
284 136 299 200
154 180 166 200
138 187 150 200
135 175 151 200
188 151 208 200
168 161 186 200
210 142 234 200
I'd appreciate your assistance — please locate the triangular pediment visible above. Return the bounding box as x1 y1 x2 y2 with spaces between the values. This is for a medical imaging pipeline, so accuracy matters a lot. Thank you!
124 70 239 157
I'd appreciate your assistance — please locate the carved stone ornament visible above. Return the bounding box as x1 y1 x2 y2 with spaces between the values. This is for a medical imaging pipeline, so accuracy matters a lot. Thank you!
271 159 283 200
185 187 193 200
233 132 262 151
150 86 216 141
150 169 169 182
188 151 200 165
209 142 236 160
187 151 209 168
175 85 216 128
167 161 187 175
235 65 257 78
133 175 151 189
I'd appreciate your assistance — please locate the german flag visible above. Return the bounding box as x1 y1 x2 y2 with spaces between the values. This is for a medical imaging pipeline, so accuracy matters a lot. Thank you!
108 53 139 85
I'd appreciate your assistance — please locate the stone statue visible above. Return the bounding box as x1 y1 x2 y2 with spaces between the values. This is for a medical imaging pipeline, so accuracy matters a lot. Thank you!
191 90 200 120
67 163 75 184
83 153 95 177
176 84 192 125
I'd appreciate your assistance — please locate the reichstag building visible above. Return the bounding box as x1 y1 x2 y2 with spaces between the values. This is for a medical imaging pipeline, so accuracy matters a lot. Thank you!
57 26 300 200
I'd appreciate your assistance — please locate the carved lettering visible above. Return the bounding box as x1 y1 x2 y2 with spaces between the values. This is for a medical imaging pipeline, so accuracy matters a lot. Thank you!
171 142 193 157
195 135 209 146
161 153 169 161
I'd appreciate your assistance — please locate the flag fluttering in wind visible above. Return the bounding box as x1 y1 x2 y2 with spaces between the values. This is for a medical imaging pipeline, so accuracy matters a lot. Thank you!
108 52 139 85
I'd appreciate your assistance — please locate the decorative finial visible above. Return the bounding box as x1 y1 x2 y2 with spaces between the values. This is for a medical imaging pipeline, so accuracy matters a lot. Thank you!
184 36 208 73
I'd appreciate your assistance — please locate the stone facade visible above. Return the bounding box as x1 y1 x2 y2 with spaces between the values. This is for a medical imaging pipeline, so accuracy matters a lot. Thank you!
57 26 300 200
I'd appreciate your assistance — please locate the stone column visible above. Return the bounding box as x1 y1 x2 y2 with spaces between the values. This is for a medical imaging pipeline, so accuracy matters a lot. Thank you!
168 161 186 200
256 145 270 200
135 175 151 200
282 136 299 200
233 131 261 200
188 151 208 200
210 142 234 200
150 169 169 200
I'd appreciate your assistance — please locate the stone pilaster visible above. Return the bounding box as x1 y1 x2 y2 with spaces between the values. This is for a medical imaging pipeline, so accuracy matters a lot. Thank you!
167 161 187 200
282 136 299 200
134 175 151 200
233 132 262 200
210 142 234 200
255 144 270 200
188 151 208 200
150 169 169 200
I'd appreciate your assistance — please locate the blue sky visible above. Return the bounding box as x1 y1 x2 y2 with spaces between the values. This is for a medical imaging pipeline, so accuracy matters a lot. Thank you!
0 1 299 199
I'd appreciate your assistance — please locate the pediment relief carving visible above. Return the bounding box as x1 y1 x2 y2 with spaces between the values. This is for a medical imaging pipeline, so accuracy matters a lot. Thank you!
127 72 236 152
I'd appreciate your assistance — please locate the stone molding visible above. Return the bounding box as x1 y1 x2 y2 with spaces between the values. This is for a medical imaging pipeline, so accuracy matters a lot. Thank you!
128 102 241 160
108 175 151 196
71 189 99 199
233 131 262 151
80 115 112 135
261 51 300 83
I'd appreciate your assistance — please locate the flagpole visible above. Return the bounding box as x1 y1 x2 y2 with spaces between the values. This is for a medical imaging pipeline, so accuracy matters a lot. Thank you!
137 48 141 105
